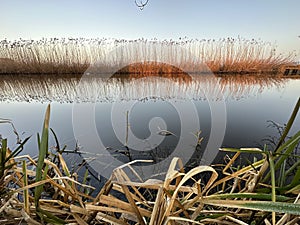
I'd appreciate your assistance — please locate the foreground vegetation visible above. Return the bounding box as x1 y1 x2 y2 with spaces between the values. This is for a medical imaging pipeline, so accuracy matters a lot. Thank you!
0 98 299 225
0 37 296 75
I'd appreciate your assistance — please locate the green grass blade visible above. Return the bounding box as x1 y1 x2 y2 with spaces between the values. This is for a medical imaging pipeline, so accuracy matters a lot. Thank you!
290 163 300 187
1 138 7 154
42 164 49 181
285 159 300 177
268 153 276 204
263 131 300 182
4 136 31 164
267 151 276 224
278 159 286 187
1 138 7 163
82 169 89 194
22 160 29 213
274 135 299 171
37 208 66 224
0 139 7 178
206 193 291 201
275 97 300 152
274 131 300 156
34 104 50 209
204 199 300 215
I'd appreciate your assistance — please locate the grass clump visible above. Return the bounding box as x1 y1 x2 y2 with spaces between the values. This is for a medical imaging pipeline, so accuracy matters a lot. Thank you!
0 98 299 224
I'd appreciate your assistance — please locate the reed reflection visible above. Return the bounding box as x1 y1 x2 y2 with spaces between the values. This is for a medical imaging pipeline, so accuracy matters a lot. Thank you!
0 74 288 103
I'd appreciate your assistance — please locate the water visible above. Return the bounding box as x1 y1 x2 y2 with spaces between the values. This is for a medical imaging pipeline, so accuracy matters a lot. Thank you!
0 74 299 182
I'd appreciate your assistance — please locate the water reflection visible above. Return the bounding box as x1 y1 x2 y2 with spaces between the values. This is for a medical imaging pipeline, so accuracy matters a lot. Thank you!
0 74 288 103
0 74 299 184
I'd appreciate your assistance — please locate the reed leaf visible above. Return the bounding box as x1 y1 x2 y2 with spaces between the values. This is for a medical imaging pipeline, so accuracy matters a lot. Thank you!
275 97 300 151
3 136 30 164
203 199 300 216
285 159 300 178
266 149 277 224
36 208 66 225
0 139 7 179
22 160 30 214
274 131 300 162
263 131 300 183
34 104 50 211
290 162 300 188
1 137 30 180
206 193 291 201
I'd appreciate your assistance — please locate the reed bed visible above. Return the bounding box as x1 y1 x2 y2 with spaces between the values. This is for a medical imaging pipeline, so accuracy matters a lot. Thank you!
0 37 296 75
0 99 300 224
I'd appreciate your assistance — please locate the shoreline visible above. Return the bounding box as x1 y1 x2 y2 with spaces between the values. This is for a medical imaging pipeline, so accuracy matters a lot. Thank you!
0 60 299 77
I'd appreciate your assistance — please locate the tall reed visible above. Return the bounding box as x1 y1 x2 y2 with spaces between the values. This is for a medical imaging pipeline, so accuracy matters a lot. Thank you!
0 37 296 74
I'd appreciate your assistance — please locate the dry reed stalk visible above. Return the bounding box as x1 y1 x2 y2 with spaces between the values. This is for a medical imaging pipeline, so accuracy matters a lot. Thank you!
0 37 296 75
0 149 299 224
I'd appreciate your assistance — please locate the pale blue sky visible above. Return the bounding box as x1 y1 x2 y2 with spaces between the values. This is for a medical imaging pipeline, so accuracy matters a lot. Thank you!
0 0 299 54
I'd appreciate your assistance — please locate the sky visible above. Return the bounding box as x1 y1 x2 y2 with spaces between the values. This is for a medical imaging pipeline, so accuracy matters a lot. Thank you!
0 0 299 56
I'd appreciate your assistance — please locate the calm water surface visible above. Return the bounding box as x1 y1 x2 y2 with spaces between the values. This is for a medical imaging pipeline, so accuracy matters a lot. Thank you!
0 75 299 181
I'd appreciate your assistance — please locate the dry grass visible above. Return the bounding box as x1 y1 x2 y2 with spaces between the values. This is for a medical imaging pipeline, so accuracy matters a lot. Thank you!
0 37 296 75
1 153 300 225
